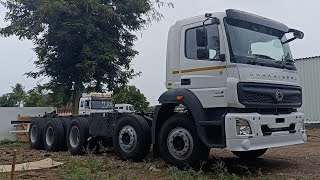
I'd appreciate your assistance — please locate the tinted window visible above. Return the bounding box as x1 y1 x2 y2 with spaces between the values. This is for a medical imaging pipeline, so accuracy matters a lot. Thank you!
185 24 220 60
91 100 113 109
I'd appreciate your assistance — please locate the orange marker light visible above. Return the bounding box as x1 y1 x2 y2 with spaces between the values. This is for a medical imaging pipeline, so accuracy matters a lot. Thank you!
176 96 183 100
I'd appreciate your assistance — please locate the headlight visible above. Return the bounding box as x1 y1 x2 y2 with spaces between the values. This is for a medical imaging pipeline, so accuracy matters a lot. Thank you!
236 118 252 135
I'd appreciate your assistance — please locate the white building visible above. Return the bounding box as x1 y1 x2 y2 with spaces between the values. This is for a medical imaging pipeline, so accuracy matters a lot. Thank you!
295 56 320 123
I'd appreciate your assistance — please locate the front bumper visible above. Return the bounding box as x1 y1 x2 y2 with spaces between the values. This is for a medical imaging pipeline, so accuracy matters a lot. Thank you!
225 112 307 151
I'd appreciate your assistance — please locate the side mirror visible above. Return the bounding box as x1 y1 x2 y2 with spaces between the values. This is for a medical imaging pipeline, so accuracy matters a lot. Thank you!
293 30 304 39
283 29 304 44
197 49 209 59
196 28 208 47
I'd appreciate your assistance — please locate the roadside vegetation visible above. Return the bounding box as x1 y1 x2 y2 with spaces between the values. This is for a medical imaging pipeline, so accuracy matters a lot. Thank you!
0 141 266 180
0 139 26 147
56 146 266 180
58 155 265 180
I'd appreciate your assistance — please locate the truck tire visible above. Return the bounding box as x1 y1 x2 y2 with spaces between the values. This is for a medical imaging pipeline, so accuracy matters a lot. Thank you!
43 118 65 152
158 114 209 169
60 117 71 134
67 118 90 155
29 117 47 150
113 115 151 162
232 149 268 159
59 117 72 151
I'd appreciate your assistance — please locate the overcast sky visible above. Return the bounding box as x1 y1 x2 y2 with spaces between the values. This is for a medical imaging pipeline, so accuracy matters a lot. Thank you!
0 0 319 105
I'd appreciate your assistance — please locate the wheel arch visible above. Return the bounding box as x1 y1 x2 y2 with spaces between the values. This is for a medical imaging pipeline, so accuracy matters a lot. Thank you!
152 89 213 147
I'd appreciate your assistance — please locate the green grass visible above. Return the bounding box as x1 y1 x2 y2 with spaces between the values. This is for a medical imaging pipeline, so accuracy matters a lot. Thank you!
166 166 210 180
0 139 27 147
211 161 241 180
165 161 246 180
58 155 111 180
0 139 16 145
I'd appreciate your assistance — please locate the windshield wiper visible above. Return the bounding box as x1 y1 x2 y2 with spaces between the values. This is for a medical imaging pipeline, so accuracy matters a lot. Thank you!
276 57 294 69
252 54 275 60
248 56 258 65
246 54 274 65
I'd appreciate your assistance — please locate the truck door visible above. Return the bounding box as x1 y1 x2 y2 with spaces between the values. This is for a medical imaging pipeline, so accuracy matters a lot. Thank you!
179 21 228 107
79 100 85 114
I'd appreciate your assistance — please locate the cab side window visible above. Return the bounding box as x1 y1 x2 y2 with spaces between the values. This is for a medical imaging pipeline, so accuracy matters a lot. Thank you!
185 24 220 60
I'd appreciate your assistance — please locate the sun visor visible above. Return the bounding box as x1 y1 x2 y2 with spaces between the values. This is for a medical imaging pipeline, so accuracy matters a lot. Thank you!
226 9 289 32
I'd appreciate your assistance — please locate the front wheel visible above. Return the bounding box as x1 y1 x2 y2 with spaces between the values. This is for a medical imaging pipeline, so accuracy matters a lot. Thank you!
232 149 268 159
158 114 209 169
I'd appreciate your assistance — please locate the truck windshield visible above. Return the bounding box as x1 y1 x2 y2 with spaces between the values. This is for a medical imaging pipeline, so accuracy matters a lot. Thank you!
91 100 114 109
225 18 295 69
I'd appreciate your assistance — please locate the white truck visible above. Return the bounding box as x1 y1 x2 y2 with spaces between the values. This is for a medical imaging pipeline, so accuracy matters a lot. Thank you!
78 93 114 115
78 93 134 114
115 104 135 113
28 9 307 169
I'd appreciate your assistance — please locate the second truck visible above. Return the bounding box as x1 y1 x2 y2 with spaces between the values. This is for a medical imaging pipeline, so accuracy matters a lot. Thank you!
29 9 307 169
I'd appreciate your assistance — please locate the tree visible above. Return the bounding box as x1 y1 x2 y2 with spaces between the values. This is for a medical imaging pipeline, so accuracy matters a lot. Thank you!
0 83 26 107
10 83 26 106
0 94 17 107
24 85 48 107
1 0 173 114
113 85 149 111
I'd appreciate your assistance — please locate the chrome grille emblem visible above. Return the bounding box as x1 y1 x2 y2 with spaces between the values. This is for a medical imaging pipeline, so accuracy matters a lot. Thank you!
276 90 284 102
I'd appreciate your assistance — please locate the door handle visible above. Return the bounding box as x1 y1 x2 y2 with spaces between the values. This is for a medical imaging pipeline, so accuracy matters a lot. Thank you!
181 79 191 85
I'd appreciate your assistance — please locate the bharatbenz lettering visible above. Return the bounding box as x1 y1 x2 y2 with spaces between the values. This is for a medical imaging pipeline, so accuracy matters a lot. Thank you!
28 9 307 169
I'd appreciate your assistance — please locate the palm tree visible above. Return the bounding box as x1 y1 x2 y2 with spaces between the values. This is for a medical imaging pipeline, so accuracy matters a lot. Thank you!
11 83 26 107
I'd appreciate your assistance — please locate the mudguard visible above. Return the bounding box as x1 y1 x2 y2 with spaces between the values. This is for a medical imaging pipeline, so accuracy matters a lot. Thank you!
153 89 226 148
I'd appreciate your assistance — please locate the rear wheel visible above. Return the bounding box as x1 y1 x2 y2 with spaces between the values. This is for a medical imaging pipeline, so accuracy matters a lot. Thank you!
59 117 72 151
158 114 209 169
232 149 268 159
67 118 90 155
43 118 65 152
29 118 47 150
113 115 151 161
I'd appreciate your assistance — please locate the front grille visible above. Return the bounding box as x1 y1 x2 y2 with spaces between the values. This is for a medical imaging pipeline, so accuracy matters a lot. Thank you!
243 93 274 104
282 96 300 104
238 83 302 108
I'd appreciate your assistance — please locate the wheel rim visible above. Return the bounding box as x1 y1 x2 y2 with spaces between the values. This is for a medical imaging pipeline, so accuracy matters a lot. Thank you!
45 126 54 146
118 125 137 153
69 126 80 148
30 125 37 143
167 127 194 160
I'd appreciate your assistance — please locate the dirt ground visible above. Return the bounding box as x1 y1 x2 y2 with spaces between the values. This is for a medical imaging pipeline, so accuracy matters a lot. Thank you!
0 126 319 180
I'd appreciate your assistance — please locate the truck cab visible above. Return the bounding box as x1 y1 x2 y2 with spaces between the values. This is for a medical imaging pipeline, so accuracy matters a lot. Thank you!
78 93 114 115
153 9 307 168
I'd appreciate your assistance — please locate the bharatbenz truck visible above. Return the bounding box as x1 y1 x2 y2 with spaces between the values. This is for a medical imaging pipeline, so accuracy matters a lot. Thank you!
28 9 307 169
